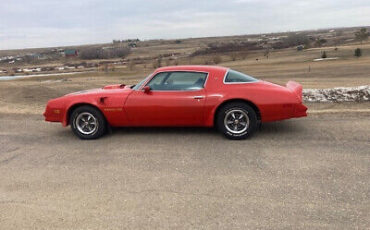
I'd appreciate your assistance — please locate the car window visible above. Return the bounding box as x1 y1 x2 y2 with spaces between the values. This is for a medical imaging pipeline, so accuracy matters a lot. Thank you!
146 71 207 91
146 72 168 89
224 69 257 83
132 74 152 90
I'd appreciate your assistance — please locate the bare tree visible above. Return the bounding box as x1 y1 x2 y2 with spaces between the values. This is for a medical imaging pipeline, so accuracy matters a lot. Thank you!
80 47 130 60
80 48 99 59
321 51 327 59
128 61 136 70
354 48 362 57
315 38 327 48
230 53 237 61
212 56 222 64
114 47 131 58
152 58 162 69
355 28 369 44
283 33 310 47
165 59 171 66
264 48 270 59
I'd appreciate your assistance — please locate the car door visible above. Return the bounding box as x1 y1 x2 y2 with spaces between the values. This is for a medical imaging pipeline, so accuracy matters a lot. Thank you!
124 71 208 126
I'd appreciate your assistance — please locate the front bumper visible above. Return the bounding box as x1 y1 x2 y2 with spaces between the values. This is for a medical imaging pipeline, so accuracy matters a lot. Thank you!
43 106 63 123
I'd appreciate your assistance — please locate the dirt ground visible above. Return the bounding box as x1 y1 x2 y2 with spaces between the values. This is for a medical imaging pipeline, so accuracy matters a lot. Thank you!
0 46 369 229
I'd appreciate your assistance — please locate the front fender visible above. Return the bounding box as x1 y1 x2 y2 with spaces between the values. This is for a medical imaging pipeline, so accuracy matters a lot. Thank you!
63 100 101 127
63 94 129 127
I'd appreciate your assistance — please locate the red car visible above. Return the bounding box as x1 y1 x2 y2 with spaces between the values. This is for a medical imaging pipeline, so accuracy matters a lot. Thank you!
44 65 307 140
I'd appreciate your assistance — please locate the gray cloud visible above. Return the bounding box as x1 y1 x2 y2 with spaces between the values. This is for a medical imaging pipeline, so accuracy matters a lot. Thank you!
0 0 369 49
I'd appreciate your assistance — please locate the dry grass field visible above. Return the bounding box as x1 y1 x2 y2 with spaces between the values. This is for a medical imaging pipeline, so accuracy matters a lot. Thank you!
1 40 369 115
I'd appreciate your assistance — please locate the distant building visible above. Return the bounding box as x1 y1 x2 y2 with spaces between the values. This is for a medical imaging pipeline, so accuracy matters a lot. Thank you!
297 45 304 51
13 68 23 73
128 43 137 48
64 49 78 57
57 49 65 55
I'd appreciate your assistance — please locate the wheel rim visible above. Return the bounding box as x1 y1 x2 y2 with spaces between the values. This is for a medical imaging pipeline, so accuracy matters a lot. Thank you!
224 109 249 134
75 112 98 135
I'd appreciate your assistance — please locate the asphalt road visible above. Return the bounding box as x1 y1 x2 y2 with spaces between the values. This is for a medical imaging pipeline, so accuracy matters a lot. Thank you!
0 112 369 229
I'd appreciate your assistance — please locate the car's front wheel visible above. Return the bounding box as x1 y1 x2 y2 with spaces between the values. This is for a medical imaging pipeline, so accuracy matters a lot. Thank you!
217 102 257 140
70 106 107 140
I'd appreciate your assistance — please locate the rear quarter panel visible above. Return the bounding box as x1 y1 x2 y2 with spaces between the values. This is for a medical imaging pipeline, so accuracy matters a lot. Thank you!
205 75 299 125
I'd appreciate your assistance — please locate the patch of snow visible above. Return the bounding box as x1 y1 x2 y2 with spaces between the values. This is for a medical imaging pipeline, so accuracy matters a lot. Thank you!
23 68 34 72
0 71 92 81
41 78 70 83
303 85 370 102
313 57 339 62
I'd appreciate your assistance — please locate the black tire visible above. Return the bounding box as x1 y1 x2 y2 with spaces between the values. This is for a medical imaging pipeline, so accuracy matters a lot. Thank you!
216 102 257 140
70 105 107 140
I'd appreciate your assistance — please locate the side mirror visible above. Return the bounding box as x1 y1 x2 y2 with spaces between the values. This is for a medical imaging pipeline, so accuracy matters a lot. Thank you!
143 86 151 94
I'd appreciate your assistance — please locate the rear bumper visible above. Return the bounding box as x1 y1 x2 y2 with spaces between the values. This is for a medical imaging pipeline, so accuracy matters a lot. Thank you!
294 103 308 118
286 81 307 118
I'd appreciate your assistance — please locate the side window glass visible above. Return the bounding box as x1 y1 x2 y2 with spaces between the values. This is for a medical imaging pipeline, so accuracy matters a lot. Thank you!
146 72 207 91
224 69 257 83
146 72 168 90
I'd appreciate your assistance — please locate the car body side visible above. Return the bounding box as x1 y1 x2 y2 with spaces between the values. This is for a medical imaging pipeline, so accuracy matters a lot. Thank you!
44 66 307 128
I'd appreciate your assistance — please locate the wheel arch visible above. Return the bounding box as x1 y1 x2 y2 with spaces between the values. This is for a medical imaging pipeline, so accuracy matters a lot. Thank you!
64 103 105 126
213 99 261 127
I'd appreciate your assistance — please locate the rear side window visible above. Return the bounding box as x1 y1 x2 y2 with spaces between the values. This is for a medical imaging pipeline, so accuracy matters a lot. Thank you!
224 69 257 83
147 71 207 91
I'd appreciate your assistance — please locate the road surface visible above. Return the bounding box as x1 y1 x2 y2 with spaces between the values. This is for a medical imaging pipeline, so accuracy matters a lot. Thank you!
0 111 369 229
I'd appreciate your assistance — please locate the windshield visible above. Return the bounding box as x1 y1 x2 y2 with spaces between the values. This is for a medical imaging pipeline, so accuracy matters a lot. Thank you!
132 74 152 90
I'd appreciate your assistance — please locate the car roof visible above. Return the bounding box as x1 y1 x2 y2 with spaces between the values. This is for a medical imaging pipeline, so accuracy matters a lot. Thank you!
155 65 228 74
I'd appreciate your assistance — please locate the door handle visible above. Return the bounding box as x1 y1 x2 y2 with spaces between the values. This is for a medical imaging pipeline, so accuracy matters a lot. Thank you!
193 96 205 99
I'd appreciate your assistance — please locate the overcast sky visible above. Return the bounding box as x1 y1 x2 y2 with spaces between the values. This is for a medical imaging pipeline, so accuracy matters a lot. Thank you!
0 0 369 50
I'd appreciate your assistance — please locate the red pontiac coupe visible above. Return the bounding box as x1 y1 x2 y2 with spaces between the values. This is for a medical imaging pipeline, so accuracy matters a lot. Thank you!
44 65 307 140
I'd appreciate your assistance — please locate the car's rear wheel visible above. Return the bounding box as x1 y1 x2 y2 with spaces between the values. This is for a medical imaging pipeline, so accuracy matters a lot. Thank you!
70 106 107 140
217 102 257 140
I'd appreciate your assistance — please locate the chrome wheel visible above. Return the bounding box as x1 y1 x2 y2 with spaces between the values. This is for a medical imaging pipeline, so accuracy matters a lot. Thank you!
224 109 249 134
75 112 98 135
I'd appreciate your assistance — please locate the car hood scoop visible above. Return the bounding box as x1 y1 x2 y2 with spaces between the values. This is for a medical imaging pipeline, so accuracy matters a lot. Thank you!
103 84 126 89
